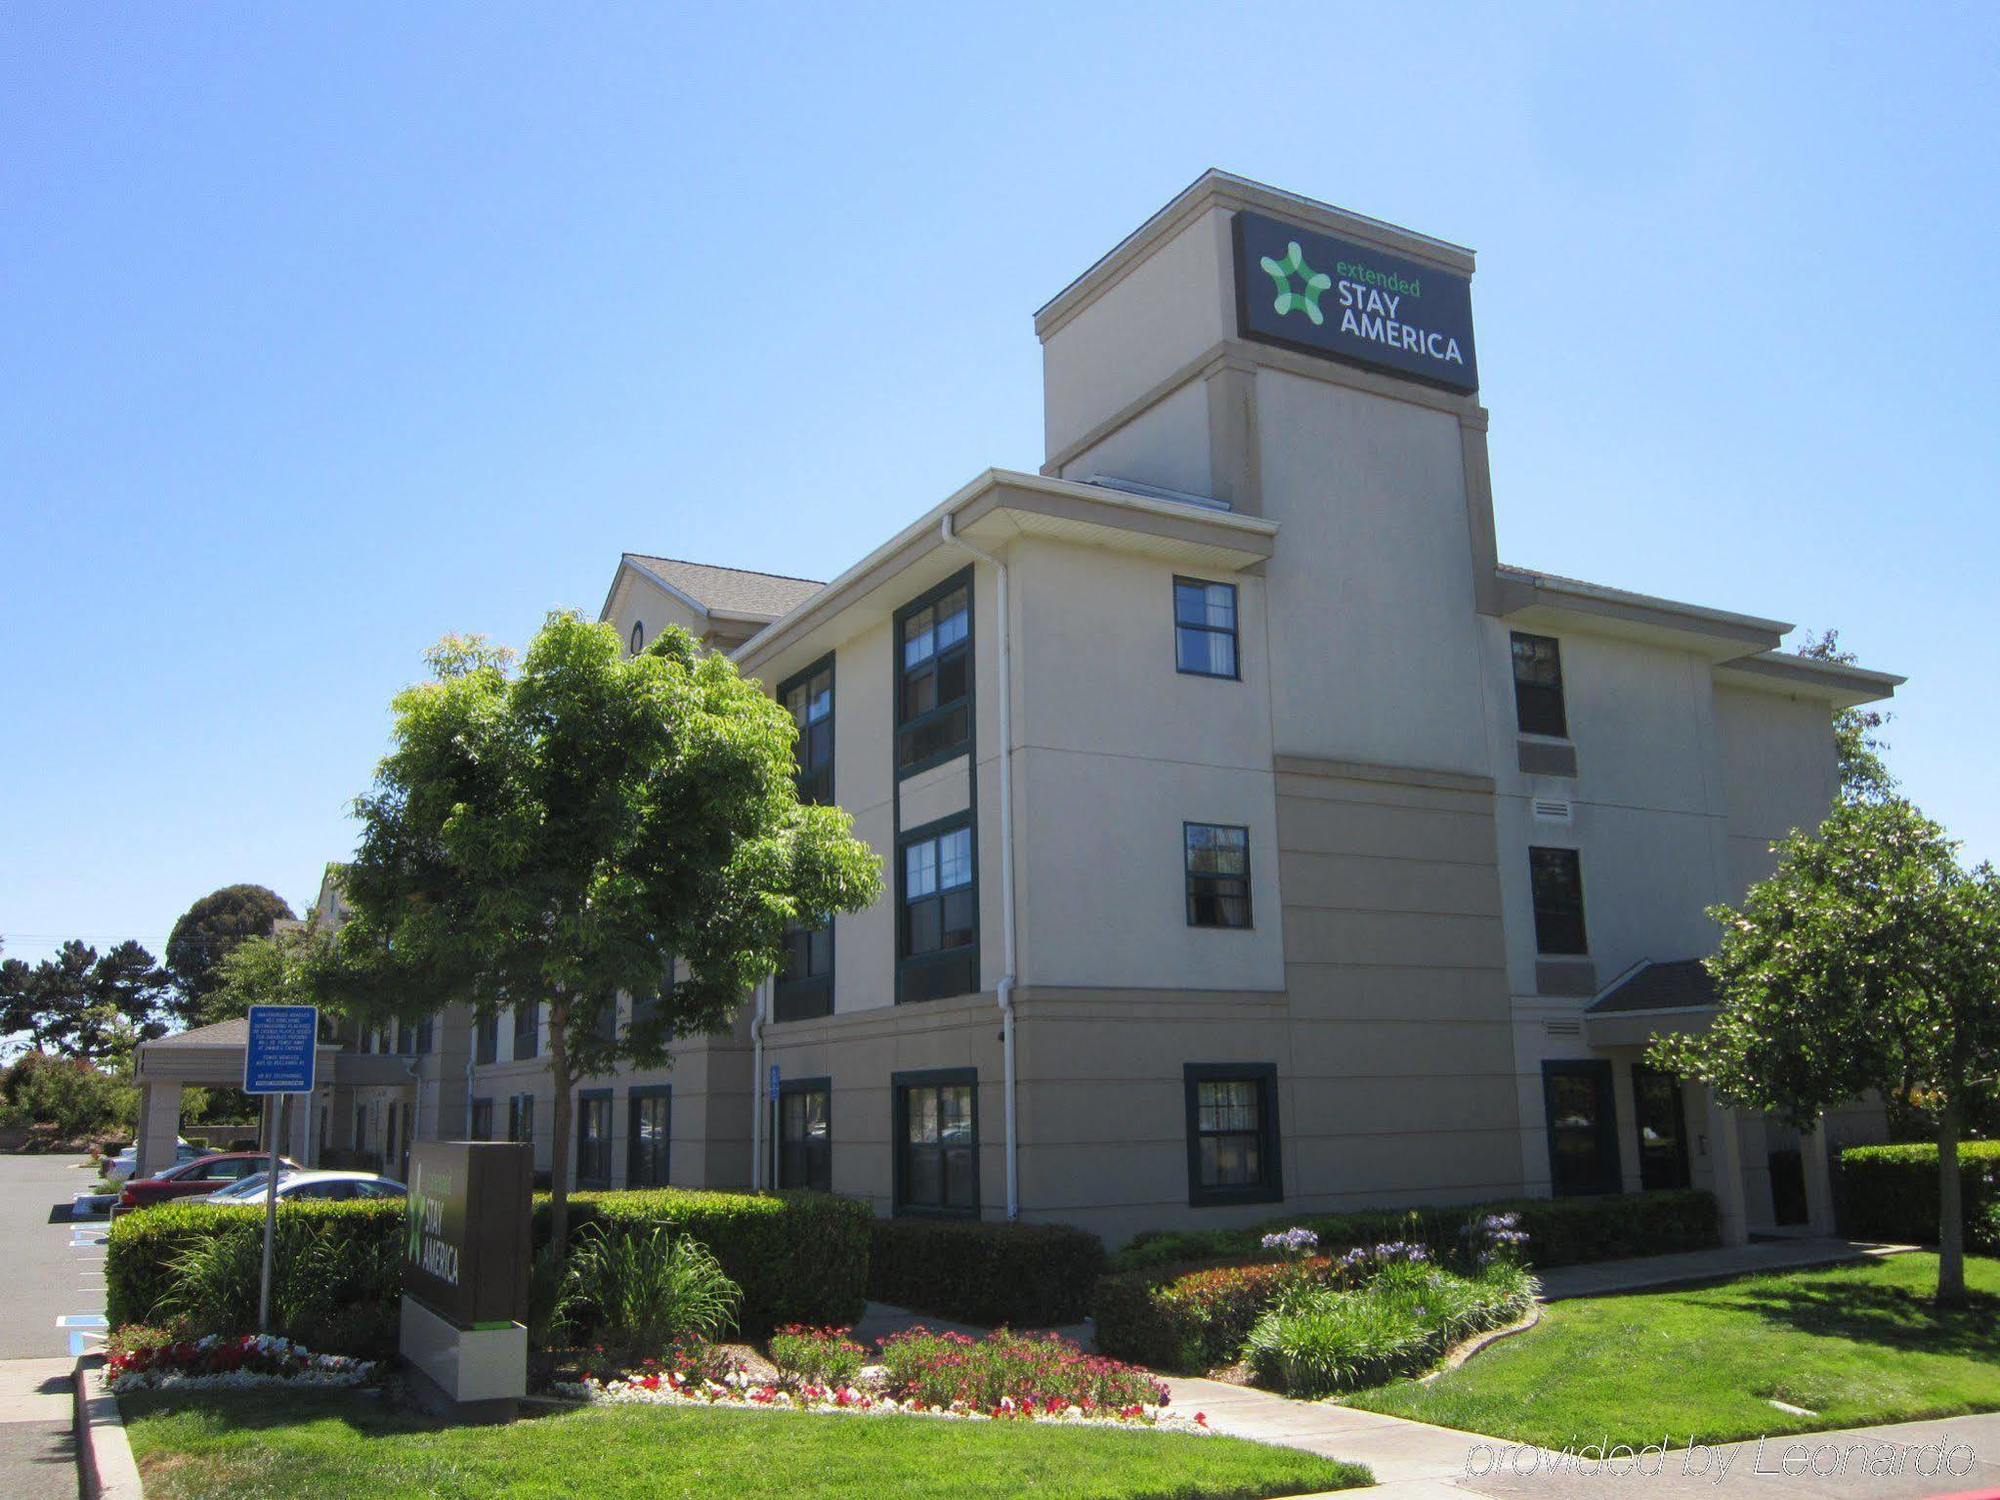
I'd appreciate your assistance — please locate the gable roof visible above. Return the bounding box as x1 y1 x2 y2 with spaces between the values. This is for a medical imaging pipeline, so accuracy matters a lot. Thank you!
624 554 823 622
1587 958 1719 1015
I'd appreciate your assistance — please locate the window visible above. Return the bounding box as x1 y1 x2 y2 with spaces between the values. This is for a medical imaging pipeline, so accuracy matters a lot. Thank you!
576 1090 612 1188
629 620 645 654
1185 823 1252 928
632 954 674 1035
778 1078 832 1192
1511 632 1568 738
352 1103 366 1151
893 1070 977 1217
780 654 835 805
470 1098 494 1141
1174 577 1239 679
396 1020 416 1056
775 918 833 1022
593 998 618 1044
1542 1060 1620 1196
1632 1064 1692 1191
414 1016 433 1054
898 817 977 1004
1184 1063 1283 1206
512 1001 539 1061
508 1092 536 1147
895 571 971 774
627 1086 671 1188
1529 847 1588 955
475 1013 498 1066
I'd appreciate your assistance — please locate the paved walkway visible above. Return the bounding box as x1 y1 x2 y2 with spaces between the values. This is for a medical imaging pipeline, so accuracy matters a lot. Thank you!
0 1358 77 1500
1536 1236 1915 1302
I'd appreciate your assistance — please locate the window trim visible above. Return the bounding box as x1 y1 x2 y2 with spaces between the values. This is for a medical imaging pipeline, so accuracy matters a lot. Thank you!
895 812 980 1005
1184 821 1254 930
1510 631 1570 740
776 1075 833 1193
629 620 645 654
891 1067 979 1219
1541 1059 1621 1197
774 916 835 1022
1172 576 1242 681
474 1012 498 1067
626 1084 672 1189
469 1097 495 1142
1183 1062 1283 1208
1631 1063 1693 1192
1528 845 1589 956
512 1001 540 1061
892 566 974 780
777 651 837 806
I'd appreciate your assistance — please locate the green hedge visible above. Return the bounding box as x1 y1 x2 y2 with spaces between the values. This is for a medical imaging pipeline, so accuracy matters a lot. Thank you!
107 1188 872 1348
1111 1189 1720 1276
1839 1142 2000 1249
1097 1190 1720 1373
866 1219 1106 1328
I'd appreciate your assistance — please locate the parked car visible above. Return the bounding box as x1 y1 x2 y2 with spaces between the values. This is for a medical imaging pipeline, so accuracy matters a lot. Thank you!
103 1139 202 1182
199 1170 407 1204
118 1152 298 1210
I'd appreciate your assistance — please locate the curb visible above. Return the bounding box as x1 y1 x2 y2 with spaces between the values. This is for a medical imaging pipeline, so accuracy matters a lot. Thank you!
1417 1303 1541 1383
72 1354 144 1500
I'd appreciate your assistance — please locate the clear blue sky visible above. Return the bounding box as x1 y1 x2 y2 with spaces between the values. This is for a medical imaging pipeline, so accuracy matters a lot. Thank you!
4 4 1995 963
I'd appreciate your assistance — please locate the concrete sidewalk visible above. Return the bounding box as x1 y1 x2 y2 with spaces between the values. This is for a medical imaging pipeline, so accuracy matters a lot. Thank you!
0 1358 78 1500
1535 1237 1915 1302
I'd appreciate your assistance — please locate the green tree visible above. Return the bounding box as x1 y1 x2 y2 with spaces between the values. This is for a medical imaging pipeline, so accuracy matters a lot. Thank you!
0 939 171 1062
1796 629 1895 805
205 926 324 1023
166 884 296 1026
1650 799 2000 1305
321 614 882 1254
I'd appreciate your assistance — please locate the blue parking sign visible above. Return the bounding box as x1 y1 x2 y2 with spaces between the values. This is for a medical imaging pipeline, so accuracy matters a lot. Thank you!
244 1005 318 1095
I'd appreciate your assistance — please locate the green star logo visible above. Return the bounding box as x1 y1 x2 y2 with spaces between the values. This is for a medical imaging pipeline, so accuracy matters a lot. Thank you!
1259 240 1332 325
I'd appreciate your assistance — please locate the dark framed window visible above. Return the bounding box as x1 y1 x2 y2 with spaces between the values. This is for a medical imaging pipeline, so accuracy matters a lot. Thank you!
513 1001 540 1061
632 954 674 1035
1543 1060 1620 1196
629 620 645 654
475 1012 498 1066
1184 1063 1283 1206
470 1097 494 1141
1632 1064 1692 1192
576 1090 612 1188
895 569 971 775
778 1078 832 1192
415 1016 433 1054
508 1092 535 1147
1511 632 1569 738
396 1020 416 1056
893 1069 977 1217
593 998 617 1044
1174 577 1240 679
898 815 977 1004
628 1085 671 1188
1185 823 1252 928
780 654 835 806
352 1103 366 1151
1529 846 1588 955
775 918 833 1021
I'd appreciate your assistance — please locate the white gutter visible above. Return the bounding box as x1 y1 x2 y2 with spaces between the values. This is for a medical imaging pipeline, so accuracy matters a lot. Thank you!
750 976 769 1191
940 512 1020 1222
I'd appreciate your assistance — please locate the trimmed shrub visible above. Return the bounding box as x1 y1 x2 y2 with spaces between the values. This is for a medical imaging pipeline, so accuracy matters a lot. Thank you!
768 1325 868 1389
1110 1189 1720 1275
1839 1142 2000 1249
108 1188 872 1351
875 1327 1167 1414
1095 1257 1324 1373
867 1219 1106 1327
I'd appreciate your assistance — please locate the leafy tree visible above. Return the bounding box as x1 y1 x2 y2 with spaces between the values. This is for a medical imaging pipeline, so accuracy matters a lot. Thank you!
1650 799 2000 1304
0 939 171 1062
1796 629 1895 805
322 614 882 1254
0 1051 137 1139
166 885 296 1026
204 926 325 1024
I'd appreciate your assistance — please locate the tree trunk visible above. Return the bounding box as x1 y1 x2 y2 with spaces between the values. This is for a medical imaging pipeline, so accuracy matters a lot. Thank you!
547 994 574 1260
1936 1086 1966 1307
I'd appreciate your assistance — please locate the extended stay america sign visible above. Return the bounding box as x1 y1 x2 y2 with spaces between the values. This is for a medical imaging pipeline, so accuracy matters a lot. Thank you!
1232 209 1479 394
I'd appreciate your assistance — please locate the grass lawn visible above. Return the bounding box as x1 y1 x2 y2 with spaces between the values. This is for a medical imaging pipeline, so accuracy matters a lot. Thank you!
123 1390 1369 1500
1348 1252 2000 1450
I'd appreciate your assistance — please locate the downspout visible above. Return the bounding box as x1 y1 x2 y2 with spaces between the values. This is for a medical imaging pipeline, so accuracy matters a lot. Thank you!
750 976 769 1191
940 512 1019 1221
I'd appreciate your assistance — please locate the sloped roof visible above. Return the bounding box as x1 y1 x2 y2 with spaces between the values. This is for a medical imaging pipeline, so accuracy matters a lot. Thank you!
1587 959 1718 1015
625 554 823 620
147 1017 251 1049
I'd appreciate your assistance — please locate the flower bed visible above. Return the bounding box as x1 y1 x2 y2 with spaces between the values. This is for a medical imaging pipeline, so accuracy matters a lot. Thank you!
554 1325 1208 1433
107 1331 377 1394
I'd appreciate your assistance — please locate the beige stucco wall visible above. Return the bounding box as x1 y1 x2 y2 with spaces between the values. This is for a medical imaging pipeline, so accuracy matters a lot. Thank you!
1713 682 1839 893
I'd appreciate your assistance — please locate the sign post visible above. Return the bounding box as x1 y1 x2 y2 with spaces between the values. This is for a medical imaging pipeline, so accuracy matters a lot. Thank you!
243 1004 318 1333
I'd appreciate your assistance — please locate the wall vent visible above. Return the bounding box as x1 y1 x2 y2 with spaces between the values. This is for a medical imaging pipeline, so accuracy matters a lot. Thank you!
1543 1019 1582 1038
1532 798 1573 824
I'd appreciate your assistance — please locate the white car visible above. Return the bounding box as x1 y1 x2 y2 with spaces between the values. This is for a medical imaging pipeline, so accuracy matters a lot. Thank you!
104 1139 201 1181
200 1170 406 1204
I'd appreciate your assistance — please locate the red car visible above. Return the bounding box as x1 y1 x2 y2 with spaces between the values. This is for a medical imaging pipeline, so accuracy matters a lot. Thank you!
118 1152 298 1210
